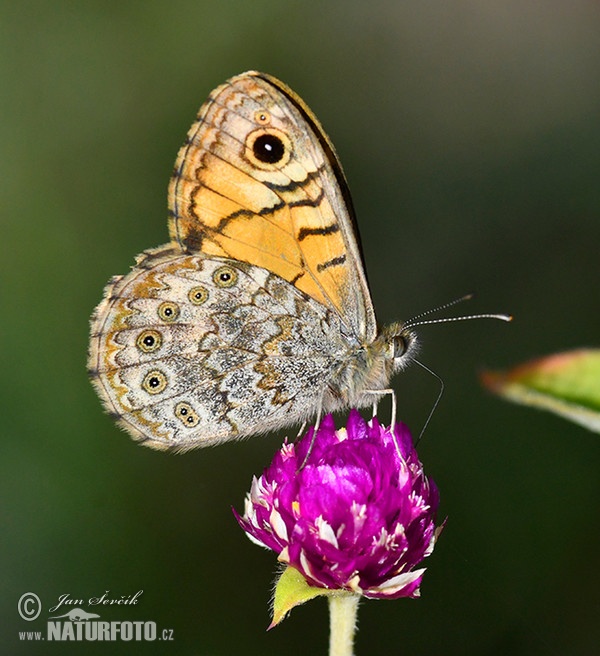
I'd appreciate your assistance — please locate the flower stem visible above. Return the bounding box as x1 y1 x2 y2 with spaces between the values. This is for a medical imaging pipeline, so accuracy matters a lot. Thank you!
328 593 360 656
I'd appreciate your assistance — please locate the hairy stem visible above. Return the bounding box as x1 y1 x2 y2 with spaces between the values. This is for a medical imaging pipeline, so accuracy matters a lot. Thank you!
328 593 360 656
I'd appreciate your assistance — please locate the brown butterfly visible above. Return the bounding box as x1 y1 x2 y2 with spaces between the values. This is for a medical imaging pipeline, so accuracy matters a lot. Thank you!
88 71 422 451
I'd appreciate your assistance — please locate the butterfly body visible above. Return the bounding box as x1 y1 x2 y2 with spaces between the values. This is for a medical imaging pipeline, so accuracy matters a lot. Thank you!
89 72 417 451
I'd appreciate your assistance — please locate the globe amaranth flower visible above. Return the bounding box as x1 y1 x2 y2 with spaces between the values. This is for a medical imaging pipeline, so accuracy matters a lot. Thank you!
234 410 442 599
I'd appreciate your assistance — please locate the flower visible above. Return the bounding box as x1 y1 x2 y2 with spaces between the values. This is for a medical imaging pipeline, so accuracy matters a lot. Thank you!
234 410 442 599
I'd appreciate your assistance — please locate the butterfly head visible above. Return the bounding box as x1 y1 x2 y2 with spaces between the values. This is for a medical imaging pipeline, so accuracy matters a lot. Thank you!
340 323 417 408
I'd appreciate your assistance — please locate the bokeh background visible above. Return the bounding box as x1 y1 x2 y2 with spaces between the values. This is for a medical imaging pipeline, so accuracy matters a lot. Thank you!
2 2 599 654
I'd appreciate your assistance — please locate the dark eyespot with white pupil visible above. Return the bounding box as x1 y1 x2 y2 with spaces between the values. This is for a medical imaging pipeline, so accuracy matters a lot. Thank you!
136 329 162 353
175 402 199 427
253 133 285 164
213 266 238 288
188 286 208 305
157 301 180 322
142 370 168 394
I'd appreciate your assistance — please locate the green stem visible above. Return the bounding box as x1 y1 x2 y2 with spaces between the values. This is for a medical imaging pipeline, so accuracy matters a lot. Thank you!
328 593 360 656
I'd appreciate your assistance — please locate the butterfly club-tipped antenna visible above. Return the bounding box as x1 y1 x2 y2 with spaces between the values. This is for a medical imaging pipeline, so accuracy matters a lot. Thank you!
403 293 512 332
403 294 512 447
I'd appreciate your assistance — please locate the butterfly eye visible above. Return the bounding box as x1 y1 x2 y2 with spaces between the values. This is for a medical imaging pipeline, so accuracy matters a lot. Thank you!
392 335 408 359
142 370 168 395
213 266 238 288
245 128 292 169
136 329 162 353
157 301 180 322
188 286 209 305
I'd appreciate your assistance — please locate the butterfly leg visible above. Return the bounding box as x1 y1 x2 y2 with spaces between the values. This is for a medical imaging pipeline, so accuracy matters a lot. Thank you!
364 388 406 456
385 388 397 427
364 388 397 426
297 403 323 471
371 399 378 418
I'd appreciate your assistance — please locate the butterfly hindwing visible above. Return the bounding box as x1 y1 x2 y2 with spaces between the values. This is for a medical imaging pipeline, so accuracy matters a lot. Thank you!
88 246 349 451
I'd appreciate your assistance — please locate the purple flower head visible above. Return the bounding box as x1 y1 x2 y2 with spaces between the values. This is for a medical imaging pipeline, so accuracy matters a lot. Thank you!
235 410 442 599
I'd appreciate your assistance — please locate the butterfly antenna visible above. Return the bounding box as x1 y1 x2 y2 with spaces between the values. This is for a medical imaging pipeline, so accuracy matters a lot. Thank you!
412 359 444 447
406 293 474 324
404 294 512 330
406 298 510 443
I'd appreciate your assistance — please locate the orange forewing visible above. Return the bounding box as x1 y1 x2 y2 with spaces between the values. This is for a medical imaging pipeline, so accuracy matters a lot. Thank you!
167 71 375 341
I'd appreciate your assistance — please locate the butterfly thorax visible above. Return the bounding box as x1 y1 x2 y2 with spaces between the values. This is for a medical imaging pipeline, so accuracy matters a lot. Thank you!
323 322 418 412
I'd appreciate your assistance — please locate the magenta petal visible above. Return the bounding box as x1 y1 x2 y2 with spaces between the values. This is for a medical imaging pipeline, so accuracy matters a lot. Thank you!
235 412 442 599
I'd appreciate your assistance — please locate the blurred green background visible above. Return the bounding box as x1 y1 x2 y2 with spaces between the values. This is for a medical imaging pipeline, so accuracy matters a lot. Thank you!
2 1 599 654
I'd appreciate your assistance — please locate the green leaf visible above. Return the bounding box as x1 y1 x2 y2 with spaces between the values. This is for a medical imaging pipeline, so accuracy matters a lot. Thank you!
482 348 600 433
270 566 336 628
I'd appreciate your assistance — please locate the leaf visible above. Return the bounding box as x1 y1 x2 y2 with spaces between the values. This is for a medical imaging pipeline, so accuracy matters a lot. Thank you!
481 348 600 433
270 565 335 628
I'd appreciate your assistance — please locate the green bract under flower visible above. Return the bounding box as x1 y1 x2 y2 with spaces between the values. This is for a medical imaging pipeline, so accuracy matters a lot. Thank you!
235 411 442 599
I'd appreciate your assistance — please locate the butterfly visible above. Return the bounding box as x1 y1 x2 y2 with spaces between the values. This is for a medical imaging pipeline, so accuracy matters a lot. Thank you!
88 71 418 451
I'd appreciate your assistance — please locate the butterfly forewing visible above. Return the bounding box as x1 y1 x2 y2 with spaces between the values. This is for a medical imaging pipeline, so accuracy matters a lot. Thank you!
168 71 376 342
